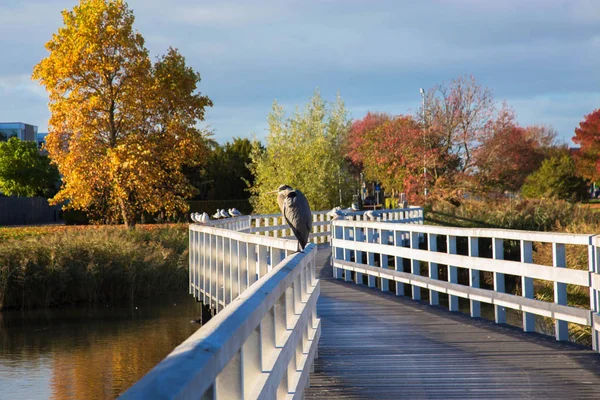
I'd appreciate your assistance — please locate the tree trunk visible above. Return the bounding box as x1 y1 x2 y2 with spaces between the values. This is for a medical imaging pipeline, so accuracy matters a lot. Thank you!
118 197 135 229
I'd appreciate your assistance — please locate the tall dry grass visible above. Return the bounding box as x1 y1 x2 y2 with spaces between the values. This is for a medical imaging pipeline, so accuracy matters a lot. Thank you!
0 225 189 309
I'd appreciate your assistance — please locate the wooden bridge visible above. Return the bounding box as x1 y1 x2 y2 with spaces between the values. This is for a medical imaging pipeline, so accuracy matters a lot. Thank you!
122 208 600 399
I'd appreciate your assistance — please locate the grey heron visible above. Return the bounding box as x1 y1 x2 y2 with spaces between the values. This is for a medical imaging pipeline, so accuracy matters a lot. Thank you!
271 185 312 252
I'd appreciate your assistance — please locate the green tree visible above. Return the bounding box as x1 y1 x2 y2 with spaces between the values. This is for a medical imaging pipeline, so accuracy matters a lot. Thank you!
32 0 212 227
521 155 588 201
249 91 353 213
185 137 257 200
0 137 60 197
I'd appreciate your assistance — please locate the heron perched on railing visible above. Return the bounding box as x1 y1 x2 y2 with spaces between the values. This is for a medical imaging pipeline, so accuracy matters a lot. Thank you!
269 184 312 252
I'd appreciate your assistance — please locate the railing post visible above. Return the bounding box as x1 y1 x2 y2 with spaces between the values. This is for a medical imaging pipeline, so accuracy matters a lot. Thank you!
591 240 599 352
231 239 240 301
493 238 506 324
354 226 363 284
410 231 420 300
521 240 535 332
223 237 231 305
394 229 405 296
553 242 568 341
215 350 243 399
367 228 377 288
189 229 194 295
258 245 269 278
241 327 261 398
447 235 458 312
208 234 215 309
469 236 480 318
216 236 223 312
380 229 389 292
332 223 344 280
239 242 249 293
428 233 439 305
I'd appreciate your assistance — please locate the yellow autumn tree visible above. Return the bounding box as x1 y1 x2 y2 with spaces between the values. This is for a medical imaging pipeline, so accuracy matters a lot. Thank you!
32 0 212 227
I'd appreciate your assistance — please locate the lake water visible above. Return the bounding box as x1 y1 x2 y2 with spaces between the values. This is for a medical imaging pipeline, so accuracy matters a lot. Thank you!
0 291 205 399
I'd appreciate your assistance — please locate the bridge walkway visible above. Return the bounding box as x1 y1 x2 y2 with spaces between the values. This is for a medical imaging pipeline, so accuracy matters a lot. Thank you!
304 246 600 399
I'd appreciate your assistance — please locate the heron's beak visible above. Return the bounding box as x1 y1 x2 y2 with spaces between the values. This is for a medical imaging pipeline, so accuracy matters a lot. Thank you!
265 190 279 195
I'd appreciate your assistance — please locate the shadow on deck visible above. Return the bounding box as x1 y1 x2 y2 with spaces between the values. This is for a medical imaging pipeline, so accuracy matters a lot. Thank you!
305 246 600 399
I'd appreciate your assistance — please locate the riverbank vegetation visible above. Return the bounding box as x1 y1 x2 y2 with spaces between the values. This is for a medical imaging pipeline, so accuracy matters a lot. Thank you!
0 224 188 309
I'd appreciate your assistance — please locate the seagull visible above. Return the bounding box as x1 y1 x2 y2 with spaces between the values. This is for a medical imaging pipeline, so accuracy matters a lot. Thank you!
229 208 242 217
212 210 222 219
200 212 210 223
191 212 200 222
364 210 379 220
219 209 230 218
327 207 345 220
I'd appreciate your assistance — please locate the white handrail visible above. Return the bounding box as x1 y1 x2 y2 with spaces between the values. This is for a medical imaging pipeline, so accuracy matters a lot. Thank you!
121 214 322 399
331 219 600 351
244 207 424 244
122 245 320 399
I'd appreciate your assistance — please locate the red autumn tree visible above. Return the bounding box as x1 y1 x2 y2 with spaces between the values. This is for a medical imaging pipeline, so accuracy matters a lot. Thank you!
474 107 551 193
346 114 429 202
346 112 391 167
572 109 600 182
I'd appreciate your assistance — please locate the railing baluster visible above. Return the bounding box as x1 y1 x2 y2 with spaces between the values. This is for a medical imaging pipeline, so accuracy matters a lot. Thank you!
553 242 568 341
242 328 261 397
354 226 364 284
395 229 405 296
258 245 268 278
428 233 439 305
223 237 231 305
521 240 534 332
591 241 599 352
493 238 506 324
469 236 480 318
240 242 249 293
380 229 389 292
367 228 376 288
410 231 420 300
447 235 458 312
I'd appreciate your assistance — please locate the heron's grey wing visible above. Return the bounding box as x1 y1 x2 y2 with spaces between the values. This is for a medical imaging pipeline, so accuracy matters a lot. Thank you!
282 190 312 248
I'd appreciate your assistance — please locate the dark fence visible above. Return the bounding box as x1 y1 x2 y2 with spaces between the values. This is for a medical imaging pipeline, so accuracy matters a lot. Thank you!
0 196 62 226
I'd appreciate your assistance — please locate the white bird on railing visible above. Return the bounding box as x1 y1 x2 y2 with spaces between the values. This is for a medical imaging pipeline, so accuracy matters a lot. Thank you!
219 209 230 219
327 207 346 220
364 210 381 220
229 208 242 217
212 210 222 219
190 213 198 222
200 212 210 223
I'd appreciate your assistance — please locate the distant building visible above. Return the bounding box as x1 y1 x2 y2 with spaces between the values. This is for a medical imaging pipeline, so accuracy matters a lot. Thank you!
0 122 38 142
37 132 48 149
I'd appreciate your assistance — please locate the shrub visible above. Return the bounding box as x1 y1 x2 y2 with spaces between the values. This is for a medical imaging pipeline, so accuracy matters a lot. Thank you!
521 156 588 201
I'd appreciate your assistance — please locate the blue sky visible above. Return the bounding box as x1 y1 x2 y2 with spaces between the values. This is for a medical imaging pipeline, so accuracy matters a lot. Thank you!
0 0 599 144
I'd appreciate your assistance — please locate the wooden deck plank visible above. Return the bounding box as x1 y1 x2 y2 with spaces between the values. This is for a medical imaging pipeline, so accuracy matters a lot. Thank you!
305 246 600 399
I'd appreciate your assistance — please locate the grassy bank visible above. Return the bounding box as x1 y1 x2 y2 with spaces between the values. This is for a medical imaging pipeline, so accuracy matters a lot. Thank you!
0 224 189 309
427 198 600 345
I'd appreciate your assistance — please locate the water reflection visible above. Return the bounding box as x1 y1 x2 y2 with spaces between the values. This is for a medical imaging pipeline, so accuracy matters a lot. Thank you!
0 291 204 399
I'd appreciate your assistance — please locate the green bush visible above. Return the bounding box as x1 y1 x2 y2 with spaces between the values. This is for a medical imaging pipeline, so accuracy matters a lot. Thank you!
521 156 588 201
0 225 189 309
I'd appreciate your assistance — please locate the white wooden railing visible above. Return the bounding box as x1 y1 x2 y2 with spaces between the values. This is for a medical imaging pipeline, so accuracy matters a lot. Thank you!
122 219 320 399
332 219 600 351
247 207 424 244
